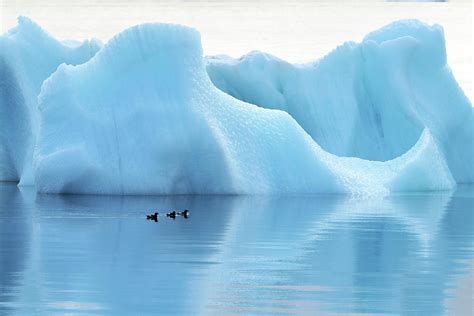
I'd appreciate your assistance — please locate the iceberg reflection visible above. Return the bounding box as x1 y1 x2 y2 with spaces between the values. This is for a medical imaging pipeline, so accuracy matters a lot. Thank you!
0 184 472 314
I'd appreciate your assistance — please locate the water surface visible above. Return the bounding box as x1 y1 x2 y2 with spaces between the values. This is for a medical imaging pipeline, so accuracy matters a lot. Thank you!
0 183 473 315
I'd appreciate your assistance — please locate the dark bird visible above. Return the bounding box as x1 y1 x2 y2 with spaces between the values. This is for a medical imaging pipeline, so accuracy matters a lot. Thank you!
146 212 158 222
166 211 176 219
178 210 189 218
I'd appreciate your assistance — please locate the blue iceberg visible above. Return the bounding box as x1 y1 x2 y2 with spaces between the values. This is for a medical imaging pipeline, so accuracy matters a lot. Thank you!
0 17 101 184
207 20 473 184
1 18 471 195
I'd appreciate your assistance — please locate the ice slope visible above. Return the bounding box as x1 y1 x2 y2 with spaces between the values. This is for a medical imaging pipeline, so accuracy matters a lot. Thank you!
206 20 473 183
34 22 455 195
0 17 101 184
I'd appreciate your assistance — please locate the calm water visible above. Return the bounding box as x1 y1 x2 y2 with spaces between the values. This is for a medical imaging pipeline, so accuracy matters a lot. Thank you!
0 183 473 315
1 0 472 101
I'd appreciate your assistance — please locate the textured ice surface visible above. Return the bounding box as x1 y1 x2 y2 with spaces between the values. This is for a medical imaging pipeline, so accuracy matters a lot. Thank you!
33 21 457 194
0 17 468 194
0 17 101 184
207 20 473 183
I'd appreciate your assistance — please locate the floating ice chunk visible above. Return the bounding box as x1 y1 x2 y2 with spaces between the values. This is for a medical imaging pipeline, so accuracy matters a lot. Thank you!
34 23 340 194
207 20 473 183
34 22 456 195
0 16 101 184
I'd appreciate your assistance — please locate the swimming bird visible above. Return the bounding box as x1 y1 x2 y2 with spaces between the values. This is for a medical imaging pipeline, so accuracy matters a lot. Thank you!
146 212 158 222
178 210 189 218
166 211 176 219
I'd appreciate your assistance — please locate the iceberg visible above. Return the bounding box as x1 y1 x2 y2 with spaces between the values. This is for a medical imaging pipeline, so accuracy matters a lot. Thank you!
206 20 473 183
0 17 101 184
33 21 457 195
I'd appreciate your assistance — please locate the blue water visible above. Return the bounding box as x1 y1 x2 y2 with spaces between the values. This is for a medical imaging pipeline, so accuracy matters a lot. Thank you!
0 183 473 315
